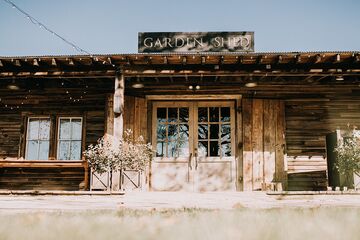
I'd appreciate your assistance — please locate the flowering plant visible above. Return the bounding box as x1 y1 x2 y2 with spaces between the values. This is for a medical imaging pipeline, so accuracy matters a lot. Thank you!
334 134 360 175
84 129 153 188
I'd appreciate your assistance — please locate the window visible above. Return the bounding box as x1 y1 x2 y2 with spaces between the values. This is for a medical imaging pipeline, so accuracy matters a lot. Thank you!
25 118 51 160
57 117 83 160
156 107 190 158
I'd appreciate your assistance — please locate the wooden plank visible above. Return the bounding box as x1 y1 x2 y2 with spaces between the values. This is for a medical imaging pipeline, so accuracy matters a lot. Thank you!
105 94 114 136
0 160 87 168
124 96 135 135
242 98 253 191
252 99 264 190
263 100 276 185
138 97 148 140
275 100 287 185
236 97 243 191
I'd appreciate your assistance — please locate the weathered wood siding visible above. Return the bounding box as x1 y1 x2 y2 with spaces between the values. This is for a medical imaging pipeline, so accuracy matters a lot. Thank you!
242 98 286 191
284 98 360 190
123 96 148 140
0 113 21 159
0 166 85 190
0 79 112 190
285 98 360 157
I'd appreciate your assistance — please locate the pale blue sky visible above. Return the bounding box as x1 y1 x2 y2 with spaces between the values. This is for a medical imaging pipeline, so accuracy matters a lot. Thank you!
0 0 359 56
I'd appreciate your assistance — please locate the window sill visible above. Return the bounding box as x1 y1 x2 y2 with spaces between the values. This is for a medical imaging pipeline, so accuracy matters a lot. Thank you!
0 160 87 168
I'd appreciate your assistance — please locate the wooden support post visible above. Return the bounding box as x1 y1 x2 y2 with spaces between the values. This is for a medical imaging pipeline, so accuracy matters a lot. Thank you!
112 71 124 191
114 71 124 139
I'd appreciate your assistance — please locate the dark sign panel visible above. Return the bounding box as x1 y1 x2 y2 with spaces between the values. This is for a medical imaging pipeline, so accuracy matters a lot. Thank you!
138 32 254 53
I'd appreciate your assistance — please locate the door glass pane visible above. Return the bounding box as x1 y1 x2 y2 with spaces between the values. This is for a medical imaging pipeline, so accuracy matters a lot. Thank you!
157 108 167 123
179 108 189 122
178 141 189 157
58 140 70 160
209 107 219 122
157 124 166 140
156 141 166 157
39 120 50 140
168 124 178 141
198 124 208 140
198 141 208 157
71 119 82 140
198 107 208 122
38 141 49 160
210 124 219 139
209 141 220 157
221 142 231 157
221 124 231 142
221 107 231 122
28 119 39 140
70 141 82 160
26 140 39 160
59 119 71 139
168 141 177 157
179 124 189 141
168 108 178 122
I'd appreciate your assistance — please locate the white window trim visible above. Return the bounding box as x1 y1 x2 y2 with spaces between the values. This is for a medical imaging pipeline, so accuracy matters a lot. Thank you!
25 117 51 160
57 117 83 160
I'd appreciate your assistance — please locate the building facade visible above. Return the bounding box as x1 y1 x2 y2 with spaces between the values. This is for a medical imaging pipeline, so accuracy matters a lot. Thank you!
0 51 359 191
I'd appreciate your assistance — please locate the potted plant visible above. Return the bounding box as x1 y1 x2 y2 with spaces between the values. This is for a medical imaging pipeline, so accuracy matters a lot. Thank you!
84 129 153 192
334 130 360 190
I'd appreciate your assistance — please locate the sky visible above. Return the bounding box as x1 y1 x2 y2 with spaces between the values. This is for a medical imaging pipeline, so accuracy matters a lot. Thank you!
0 0 359 56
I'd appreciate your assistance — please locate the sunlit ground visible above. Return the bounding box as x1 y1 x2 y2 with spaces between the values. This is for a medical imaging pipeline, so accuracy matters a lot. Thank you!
0 208 359 240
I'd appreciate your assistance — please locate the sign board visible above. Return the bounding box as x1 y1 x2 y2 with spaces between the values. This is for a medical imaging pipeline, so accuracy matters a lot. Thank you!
138 32 254 53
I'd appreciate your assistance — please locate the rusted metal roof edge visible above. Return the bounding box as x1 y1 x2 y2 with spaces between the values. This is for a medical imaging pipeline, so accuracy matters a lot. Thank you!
0 51 359 59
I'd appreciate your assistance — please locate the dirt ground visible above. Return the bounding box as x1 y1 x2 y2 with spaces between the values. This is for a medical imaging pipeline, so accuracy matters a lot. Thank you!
1 192 360 211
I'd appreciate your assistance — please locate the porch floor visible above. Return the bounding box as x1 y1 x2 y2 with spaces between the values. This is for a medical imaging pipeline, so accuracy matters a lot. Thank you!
1 191 360 211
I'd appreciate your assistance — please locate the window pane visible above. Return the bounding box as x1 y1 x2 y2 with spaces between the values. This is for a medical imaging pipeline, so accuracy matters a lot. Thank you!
221 142 232 157
179 108 189 122
209 107 219 122
58 140 70 160
179 124 189 141
156 141 166 157
178 141 189 157
70 141 82 160
71 119 82 140
28 119 39 140
221 107 231 122
198 141 208 157
198 124 208 140
209 141 220 157
198 107 208 122
210 124 219 139
38 120 50 140
38 141 50 160
221 124 231 142
157 124 166 141
168 108 178 122
26 140 39 160
157 108 167 123
168 124 178 141
59 119 71 140
167 141 177 157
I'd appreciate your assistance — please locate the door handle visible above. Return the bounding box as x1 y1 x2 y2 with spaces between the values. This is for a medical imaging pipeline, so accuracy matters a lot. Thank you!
188 153 192 170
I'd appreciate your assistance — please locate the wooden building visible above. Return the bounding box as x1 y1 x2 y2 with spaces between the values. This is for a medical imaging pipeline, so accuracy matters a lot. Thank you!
0 51 360 191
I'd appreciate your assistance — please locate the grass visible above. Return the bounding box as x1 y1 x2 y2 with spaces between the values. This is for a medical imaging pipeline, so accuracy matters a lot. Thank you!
0 208 360 240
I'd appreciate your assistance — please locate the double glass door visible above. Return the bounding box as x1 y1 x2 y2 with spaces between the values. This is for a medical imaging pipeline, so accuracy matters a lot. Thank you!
151 101 236 191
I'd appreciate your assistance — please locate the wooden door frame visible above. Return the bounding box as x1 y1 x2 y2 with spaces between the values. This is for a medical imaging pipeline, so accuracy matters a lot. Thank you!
147 94 242 191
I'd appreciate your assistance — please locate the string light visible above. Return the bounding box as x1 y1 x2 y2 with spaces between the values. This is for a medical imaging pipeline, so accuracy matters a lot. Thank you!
2 0 117 68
